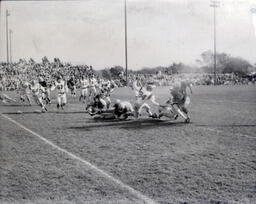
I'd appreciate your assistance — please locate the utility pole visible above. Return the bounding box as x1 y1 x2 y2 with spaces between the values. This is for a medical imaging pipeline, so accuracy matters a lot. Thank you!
6 10 10 63
210 1 219 85
9 29 13 63
124 0 128 85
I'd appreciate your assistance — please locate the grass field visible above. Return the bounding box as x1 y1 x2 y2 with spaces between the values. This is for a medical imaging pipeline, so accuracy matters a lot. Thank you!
0 85 256 204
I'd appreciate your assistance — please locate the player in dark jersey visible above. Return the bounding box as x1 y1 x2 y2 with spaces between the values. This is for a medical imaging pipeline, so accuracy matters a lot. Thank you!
67 75 77 99
39 76 51 104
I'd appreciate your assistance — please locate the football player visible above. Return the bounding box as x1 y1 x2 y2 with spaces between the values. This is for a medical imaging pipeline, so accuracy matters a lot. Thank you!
113 99 134 120
168 80 193 123
30 80 47 112
134 84 159 118
67 75 77 99
39 76 51 104
132 76 142 100
79 75 89 103
51 76 68 110
88 74 98 101
19 80 31 105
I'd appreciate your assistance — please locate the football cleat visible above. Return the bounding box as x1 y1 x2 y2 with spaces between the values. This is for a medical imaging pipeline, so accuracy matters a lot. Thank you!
185 117 190 123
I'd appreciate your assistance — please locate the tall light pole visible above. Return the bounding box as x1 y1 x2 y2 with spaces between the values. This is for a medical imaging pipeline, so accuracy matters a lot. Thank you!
6 10 11 64
9 29 13 63
124 0 128 85
210 1 219 85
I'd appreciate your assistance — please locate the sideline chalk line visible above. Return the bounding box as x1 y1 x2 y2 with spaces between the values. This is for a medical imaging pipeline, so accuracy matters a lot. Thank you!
0 113 157 204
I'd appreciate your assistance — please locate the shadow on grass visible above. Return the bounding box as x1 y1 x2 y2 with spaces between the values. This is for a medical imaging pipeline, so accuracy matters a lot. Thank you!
2 111 88 114
68 118 186 131
0 104 31 107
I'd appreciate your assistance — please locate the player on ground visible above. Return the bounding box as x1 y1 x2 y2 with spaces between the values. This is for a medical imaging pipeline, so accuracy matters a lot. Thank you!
86 93 108 116
113 99 134 120
51 76 68 110
30 80 47 112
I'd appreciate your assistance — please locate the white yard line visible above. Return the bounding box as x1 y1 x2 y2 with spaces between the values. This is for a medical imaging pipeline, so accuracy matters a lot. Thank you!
0 113 157 204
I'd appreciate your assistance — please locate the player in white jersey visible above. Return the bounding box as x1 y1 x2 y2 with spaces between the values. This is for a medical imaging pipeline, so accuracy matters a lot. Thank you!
51 76 68 110
79 75 89 103
132 76 142 100
30 80 47 112
99 79 118 109
19 81 31 105
133 84 159 118
88 75 98 101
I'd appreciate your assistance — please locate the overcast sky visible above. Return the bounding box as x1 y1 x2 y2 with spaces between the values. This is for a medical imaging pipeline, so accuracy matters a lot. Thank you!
0 0 255 70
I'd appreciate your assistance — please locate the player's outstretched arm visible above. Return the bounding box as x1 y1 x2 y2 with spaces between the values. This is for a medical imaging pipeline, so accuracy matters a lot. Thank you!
150 95 160 106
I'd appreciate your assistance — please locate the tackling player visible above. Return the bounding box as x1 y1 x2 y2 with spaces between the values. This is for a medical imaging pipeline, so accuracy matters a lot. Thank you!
18 80 31 105
39 76 51 104
134 84 159 118
168 80 193 123
30 80 47 112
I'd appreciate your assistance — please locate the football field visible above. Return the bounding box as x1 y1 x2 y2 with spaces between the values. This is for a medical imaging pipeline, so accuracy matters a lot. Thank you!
0 85 256 204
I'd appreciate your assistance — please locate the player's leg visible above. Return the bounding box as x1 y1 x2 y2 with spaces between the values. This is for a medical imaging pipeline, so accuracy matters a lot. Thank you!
57 95 61 109
133 102 140 118
73 86 76 98
61 93 67 110
36 95 47 111
99 98 107 111
92 87 97 98
105 97 111 109
172 104 189 122
26 94 32 105
83 89 88 102
41 92 46 101
138 103 154 117
20 93 25 102
79 88 84 101
159 106 177 119
45 89 51 104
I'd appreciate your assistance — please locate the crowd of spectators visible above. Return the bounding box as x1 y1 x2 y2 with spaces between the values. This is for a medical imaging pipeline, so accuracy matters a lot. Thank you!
0 59 94 91
1 58 255 91
128 72 256 87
